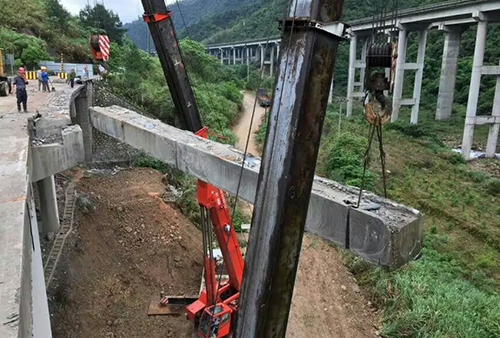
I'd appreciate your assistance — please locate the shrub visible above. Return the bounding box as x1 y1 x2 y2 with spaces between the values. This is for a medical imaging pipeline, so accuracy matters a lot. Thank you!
387 121 434 138
448 152 466 165
326 132 373 188
132 153 167 171
466 170 490 183
484 178 500 196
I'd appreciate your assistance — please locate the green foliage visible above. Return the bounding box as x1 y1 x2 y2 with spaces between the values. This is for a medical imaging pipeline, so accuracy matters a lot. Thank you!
0 28 50 67
21 44 50 67
132 153 168 171
387 121 434 138
44 0 71 31
105 38 243 144
326 132 373 188
255 111 268 149
343 234 500 338
448 152 466 165
484 179 500 197
79 4 125 44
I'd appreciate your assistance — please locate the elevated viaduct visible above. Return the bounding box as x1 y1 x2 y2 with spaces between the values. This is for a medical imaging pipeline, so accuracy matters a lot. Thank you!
205 0 500 160
0 78 423 337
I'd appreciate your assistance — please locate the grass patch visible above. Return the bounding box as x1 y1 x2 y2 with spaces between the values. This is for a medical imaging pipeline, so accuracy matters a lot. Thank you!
318 102 500 337
343 234 500 338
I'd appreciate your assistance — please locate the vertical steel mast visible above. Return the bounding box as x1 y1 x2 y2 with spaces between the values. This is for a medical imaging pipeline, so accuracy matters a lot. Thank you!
236 0 346 337
141 0 202 132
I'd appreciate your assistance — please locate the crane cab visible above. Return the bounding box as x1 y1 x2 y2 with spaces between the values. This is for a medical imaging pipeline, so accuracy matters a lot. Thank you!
197 303 233 338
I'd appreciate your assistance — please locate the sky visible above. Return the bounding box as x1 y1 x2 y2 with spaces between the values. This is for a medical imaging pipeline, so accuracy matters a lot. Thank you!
60 0 176 24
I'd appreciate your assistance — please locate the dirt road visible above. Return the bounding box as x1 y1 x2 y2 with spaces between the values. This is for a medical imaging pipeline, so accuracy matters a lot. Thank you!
233 91 267 156
232 93 380 337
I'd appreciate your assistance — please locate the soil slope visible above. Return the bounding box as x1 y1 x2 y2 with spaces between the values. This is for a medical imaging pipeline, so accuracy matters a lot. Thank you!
48 168 379 337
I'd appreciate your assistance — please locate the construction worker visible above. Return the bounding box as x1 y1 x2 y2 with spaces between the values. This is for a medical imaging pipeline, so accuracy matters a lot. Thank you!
69 69 76 88
37 67 43 91
12 67 28 112
41 68 50 92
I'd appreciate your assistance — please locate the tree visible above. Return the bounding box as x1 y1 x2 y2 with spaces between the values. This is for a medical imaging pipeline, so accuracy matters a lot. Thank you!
79 4 125 44
19 44 51 68
44 0 71 30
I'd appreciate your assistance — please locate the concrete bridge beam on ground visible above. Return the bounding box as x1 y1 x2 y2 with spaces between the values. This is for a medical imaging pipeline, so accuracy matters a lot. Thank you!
89 105 424 271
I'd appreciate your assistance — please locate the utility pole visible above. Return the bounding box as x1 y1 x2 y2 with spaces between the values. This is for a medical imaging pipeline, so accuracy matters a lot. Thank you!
235 0 346 337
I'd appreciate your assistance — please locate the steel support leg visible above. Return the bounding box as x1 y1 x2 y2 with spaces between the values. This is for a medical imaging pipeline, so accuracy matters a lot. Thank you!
462 21 487 160
235 1 345 337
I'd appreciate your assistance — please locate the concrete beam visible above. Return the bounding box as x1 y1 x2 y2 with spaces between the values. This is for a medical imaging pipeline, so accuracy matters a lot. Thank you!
90 106 424 270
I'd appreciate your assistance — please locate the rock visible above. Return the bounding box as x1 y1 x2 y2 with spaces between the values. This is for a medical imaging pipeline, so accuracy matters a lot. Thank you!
353 285 361 293
174 256 181 262
124 226 133 233
340 285 347 291
46 232 55 241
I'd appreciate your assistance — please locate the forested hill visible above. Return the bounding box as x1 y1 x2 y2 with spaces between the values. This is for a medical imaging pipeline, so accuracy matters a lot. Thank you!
124 0 260 50
0 0 125 69
125 0 447 47
124 0 500 116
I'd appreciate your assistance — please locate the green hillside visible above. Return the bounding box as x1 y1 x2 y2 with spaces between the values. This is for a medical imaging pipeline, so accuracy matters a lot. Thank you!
0 0 125 69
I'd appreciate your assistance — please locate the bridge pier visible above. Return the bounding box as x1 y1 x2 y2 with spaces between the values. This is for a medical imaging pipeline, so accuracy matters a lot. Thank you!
411 29 428 124
346 34 368 117
436 26 463 121
392 27 407 122
462 20 487 160
346 33 357 117
462 18 500 160
393 27 427 124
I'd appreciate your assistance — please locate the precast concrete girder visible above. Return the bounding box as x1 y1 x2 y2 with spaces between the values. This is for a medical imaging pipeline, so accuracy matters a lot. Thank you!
90 105 423 271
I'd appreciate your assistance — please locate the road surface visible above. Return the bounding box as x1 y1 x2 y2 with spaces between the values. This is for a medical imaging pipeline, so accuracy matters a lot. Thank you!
0 78 67 115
